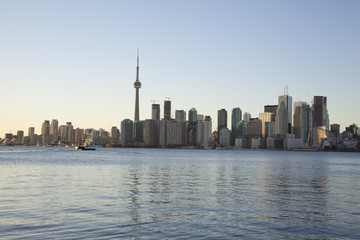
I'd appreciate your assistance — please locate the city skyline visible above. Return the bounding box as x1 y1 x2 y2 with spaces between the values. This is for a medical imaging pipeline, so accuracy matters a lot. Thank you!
1 1 360 137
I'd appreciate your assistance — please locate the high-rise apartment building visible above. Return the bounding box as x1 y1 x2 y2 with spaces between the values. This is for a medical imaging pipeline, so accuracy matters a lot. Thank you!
66 122 74 144
217 109 227 143
121 119 133 146
188 108 197 122
217 108 227 132
50 119 58 143
143 119 159 146
74 128 84 145
133 121 144 142
175 110 186 122
41 120 50 145
186 121 197 146
159 119 183 147
197 114 204 121
164 100 171 120
231 107 242 145
196 116 212 147
243 112 251 122
152 104 160 121
41 120 50 136
219 128 231 147
111 126 120 140
231 108 242 131
17 130 24 144
59 125 67 143
28 127 35 138
235 120 247 139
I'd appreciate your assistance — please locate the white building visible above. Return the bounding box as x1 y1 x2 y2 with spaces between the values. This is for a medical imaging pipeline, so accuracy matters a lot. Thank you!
196 116 212 147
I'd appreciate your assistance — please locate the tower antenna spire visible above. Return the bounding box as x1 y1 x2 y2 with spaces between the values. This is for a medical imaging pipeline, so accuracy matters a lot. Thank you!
136 49 139 82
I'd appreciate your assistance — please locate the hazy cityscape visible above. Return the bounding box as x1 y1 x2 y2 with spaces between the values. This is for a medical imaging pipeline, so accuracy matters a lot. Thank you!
1 2 360 239
1 55 359 151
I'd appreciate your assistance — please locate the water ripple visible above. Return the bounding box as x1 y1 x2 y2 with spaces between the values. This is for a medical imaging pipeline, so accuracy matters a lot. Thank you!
0 147 359 239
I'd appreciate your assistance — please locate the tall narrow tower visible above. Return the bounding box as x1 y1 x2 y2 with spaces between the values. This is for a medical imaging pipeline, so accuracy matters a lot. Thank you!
134 50 142 122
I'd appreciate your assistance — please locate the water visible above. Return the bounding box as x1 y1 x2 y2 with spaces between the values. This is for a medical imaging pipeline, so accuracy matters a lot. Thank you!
0 147 359 239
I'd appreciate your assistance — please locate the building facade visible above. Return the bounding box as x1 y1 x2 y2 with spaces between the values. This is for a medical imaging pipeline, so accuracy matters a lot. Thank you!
231 107 242 145
196 116 212 147
121 119 133 146
152 104 160 121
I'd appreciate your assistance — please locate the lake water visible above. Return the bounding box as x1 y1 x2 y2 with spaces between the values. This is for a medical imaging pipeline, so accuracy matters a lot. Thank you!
0 147 359 239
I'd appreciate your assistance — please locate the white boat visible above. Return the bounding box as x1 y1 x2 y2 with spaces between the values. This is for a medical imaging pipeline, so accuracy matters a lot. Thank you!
75 141 96 151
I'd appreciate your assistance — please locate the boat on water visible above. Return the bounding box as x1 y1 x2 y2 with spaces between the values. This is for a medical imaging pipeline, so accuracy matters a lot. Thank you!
75 142 96 151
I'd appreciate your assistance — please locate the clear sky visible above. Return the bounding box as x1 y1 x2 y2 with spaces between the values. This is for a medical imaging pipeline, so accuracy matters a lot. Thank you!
1 0 359 137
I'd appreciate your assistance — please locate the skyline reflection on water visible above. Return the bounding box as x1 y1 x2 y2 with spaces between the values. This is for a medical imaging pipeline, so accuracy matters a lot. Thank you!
0 147 359 239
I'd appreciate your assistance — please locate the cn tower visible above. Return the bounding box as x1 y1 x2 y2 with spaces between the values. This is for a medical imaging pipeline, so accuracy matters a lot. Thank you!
133 50 141 122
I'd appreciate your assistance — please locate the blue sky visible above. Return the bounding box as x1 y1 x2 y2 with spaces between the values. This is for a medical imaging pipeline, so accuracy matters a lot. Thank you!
1 0 359 136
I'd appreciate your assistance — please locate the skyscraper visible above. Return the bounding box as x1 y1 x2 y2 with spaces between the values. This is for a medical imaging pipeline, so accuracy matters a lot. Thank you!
175 110 186 122
17 130 24 144
278 94 292 134
264 105 277 121
111 126 120 141
275 101 288 137
247 118 262 138
243 112 251 122
133 121 144 142
186 108 197 146
293 101 307 139
231 107 242 145
28 127 35 141
231 108 242 132
312 96 329 130
196 116 212 147
159 119 183 147
121 119 133 146
59 125 67 143
64 122 73 144
41 120 50 145
41 120 50 136
144 119 159 147
218 109 227 131
50 119 58 143
152 104 160 121
217 109 227 143
300 104 311 145
331 124 340 137
259 112 273 137
188 108 197 122
164 100 171 120
74 128 84 145
134 51 142 122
